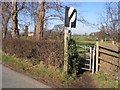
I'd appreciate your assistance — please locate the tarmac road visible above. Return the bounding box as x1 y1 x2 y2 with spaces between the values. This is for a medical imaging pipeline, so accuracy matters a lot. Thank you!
2 65 51 88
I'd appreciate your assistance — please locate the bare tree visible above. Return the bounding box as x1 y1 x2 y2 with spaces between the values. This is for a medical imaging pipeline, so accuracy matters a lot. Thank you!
24 2 89 40
98 2 118 41
2 2 12 38
35 1 45 40
10 1 25 38
35 2 65 40
97 25 107 40
25 2 64 40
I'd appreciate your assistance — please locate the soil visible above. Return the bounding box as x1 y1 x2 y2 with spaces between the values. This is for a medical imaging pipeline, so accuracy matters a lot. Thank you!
69 71 96 88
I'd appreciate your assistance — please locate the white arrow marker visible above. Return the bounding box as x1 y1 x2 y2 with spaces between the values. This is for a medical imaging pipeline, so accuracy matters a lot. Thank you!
68 7 76 22
68 7 74 18
70 12 76 22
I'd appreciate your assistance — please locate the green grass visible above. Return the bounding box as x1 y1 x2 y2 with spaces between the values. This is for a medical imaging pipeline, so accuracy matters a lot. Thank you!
1 52 76 87
91 71 118 88
2 52 33 71
76 41 95 46
73 35 97 41
73 35 96 46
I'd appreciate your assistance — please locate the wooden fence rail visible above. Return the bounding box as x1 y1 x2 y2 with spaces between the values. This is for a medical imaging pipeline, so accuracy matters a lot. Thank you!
95 41 119 75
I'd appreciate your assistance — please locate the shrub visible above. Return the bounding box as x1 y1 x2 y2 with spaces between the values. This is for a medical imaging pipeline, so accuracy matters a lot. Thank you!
2 37 64 68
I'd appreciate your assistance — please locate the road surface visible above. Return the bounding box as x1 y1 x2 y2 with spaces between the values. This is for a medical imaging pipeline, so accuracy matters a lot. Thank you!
2 65 51 88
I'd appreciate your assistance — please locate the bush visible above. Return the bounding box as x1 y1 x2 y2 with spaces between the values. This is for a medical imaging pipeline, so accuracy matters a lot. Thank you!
2 37 64 68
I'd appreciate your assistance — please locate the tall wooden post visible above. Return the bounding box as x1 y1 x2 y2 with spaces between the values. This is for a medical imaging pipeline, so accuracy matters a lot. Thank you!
92 46 95 74
64 28 68 73
96 42 99 73
64 21 71 73
90 47 92 70
118 1 120 88
84 46 86 61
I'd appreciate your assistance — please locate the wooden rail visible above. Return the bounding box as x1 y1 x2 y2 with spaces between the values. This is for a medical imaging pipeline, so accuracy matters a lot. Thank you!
95 41 119 73
98 42 118 52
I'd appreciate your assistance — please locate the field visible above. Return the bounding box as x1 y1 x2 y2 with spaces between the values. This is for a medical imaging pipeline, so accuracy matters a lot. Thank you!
73 35 96 46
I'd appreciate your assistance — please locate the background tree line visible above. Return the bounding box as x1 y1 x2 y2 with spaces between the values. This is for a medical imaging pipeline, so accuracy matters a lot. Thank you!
90 2 119 41
2 1 65 40
1 1 119 41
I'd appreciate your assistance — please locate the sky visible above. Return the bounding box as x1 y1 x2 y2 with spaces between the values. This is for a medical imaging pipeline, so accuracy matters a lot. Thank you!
48 2 106 35
18 2 107 35
71 2 106 35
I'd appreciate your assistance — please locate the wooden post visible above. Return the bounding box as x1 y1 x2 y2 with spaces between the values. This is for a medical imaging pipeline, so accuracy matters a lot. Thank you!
96 42 99 73
118 2 120 88
101 39 103 42
90 47 92 70
84 46 86 61
64 18 71 74
92 46 95 74
105 38 106 42
112 41 115 45
64 28 68 73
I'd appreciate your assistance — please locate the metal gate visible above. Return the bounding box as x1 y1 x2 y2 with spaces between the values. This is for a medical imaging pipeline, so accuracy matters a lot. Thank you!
77 45 94 72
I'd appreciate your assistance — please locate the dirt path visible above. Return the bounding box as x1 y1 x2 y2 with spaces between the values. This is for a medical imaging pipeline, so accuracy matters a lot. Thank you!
69 71 96 88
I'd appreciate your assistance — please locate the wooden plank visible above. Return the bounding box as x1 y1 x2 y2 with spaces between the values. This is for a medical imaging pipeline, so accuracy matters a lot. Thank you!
99 57 119 67
99 49 119 58
98 42 118 52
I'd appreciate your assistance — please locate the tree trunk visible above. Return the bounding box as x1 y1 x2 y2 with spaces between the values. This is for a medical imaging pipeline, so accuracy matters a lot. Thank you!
11 1 19 38
35 1 45 40
34 25 36 36
24 25 28 37
16 8 19 36
2 16 10 38
2 22 8 38
2 2 11 38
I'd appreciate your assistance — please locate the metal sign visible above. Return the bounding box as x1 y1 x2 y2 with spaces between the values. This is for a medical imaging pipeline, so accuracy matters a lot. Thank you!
68 7 77 23
64 6 77 28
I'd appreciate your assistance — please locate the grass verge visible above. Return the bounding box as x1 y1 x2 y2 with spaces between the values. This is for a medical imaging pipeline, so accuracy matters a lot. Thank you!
1 52 76 88
91 71 118 88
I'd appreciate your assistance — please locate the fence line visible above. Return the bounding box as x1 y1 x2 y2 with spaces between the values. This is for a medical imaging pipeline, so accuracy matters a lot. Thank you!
95 41 119 73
